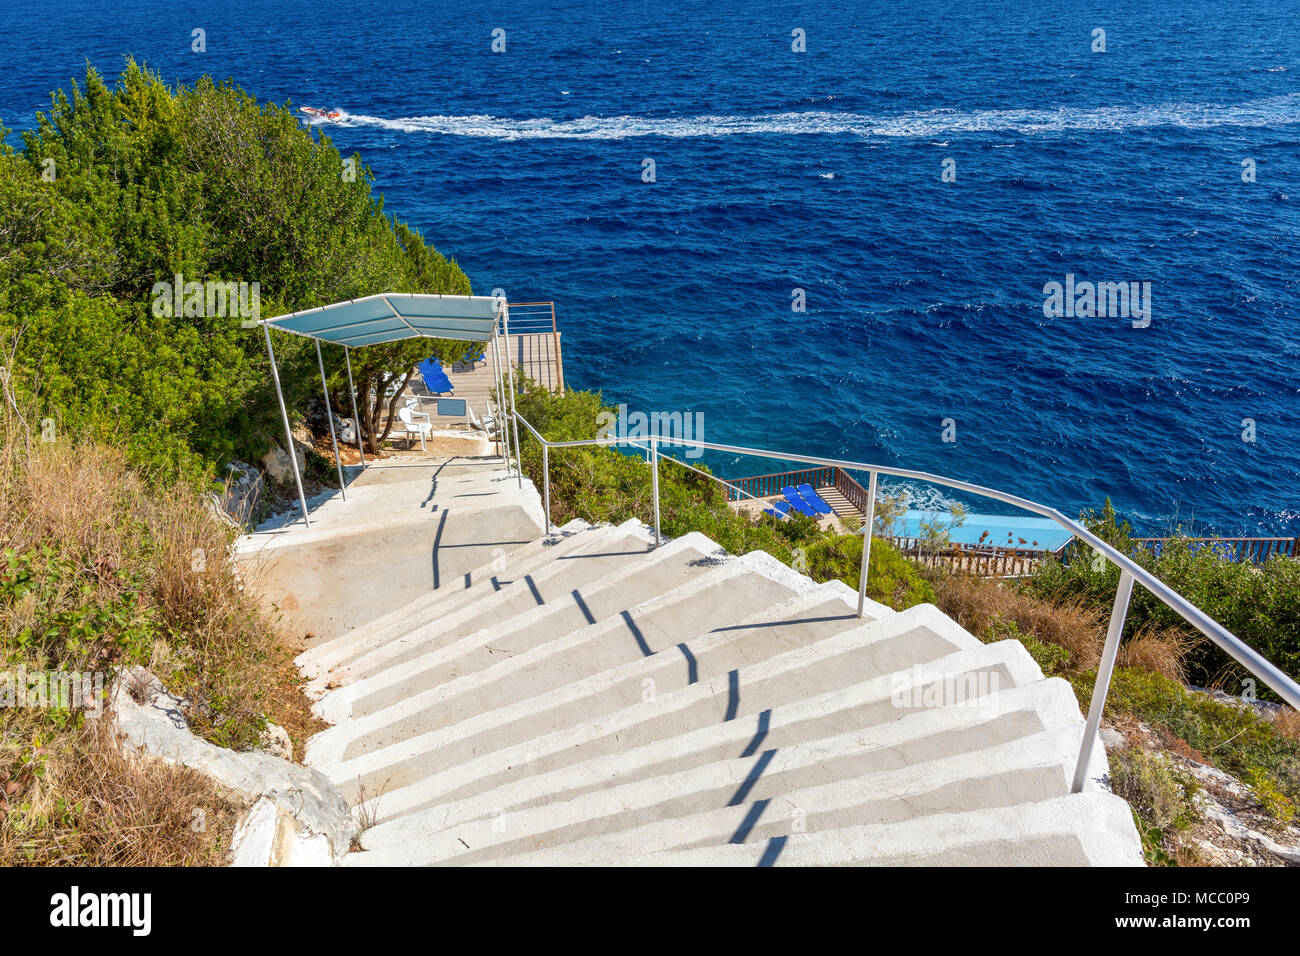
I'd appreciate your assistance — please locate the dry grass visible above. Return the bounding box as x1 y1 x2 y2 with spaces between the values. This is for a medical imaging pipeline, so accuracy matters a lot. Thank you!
0 718 241 865
1119 625 1194 683
930 570 1197 684
1 365 321 864
930 571 1106 672
1272 707 1300 745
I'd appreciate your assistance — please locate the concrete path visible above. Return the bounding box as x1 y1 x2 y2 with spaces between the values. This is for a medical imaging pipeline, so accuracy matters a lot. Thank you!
237 456 544 643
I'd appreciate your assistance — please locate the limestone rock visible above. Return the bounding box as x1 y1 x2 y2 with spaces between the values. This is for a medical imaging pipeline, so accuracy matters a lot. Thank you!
221 460 263 528
259 721 293 761
261 443 306 485
1100 728 1127 751
110 667 355 865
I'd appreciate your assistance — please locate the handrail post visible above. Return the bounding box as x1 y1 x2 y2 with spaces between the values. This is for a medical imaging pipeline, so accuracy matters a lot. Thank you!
542 443 551 532
491 327 511 476
316 340 347 501
856 471 878 617
1071 569 1136 793
649 432 661 548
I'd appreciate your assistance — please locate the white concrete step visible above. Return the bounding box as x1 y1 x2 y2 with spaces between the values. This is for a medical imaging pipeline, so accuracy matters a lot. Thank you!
308 525 696 724
316 520 662 695
296 517 598 678
349 719 1107 866
311 584 841 800
346 633 1048 856
346 599 984 824
487 727 1110 867
352 657 1077 851
285 460 1142 865
482 794 1145 867
243 462 539 552
308 550 823 794
240 459 548 641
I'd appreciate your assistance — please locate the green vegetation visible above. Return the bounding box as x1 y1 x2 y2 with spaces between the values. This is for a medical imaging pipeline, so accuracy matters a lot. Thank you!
511 380 933 610
1 59 474 479
928 538 1300 865
1108 747 1201 866
0 402 314 863
0 61 482 863
1026 499 1300 695
1097 667 1299 813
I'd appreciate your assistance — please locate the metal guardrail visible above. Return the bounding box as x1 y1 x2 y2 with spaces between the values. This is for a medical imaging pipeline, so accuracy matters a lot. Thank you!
507 411 1300 796
497 302 565 395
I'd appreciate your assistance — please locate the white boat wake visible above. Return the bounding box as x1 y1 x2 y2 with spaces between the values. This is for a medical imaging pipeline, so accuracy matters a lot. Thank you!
332 94 1300 140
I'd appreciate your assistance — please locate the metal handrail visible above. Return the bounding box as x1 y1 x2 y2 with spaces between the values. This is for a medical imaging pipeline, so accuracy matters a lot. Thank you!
507 411 1300 794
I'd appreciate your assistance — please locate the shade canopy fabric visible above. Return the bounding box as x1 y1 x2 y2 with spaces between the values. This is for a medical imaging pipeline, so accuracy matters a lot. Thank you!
261 293 502 347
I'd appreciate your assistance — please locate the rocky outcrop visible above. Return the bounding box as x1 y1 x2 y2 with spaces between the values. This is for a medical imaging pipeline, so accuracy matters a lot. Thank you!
261 443 306 485
109 667 356 866
221 460 263 527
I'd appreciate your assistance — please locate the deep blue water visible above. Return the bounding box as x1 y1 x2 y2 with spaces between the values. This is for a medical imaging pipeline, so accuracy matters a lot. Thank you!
3 0 1298 534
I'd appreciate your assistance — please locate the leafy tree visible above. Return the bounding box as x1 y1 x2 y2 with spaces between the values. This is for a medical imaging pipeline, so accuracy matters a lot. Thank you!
1 60 474 478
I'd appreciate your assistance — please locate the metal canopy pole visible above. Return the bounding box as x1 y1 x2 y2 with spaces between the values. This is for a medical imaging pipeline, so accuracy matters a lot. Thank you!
316 340 347 501
262 324 311 527
343 345 365 467
489 328 503 470
503 303 523 489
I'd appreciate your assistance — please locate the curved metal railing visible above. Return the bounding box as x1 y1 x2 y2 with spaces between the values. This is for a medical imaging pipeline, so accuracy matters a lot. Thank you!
506 411 1300 793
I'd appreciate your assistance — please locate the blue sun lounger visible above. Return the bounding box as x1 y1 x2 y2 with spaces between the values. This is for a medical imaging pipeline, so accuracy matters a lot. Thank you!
764 500 792 519
780 486 820 518
796 483 834 516
417 358 454 395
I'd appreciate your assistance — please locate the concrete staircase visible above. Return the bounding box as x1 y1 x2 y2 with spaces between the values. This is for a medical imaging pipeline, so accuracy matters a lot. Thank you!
278 458 1142 866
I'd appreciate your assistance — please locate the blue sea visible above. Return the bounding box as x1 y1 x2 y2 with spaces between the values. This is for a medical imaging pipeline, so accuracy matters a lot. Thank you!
3 0 1298 535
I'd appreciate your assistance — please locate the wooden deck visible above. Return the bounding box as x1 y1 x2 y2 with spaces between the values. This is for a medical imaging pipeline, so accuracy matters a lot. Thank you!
731 486 856 534
726 465 1059 578
395 330 564 434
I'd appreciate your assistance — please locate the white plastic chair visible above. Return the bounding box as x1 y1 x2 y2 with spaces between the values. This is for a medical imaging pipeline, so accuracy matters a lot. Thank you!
396 404 432 450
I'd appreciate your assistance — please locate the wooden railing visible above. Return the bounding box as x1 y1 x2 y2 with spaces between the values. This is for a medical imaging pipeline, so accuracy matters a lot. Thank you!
502 302 565 395
727 465 840 501
729 464 873 510
831 468 869 514
885 538 1047 577
1131 536 1298 564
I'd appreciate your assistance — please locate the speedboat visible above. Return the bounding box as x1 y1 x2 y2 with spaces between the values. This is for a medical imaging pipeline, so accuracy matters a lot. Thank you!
299 106 343 122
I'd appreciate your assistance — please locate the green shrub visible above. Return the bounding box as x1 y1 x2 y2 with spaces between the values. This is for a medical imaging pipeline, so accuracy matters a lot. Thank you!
1089 666 1300 804
1 60 473 482
512 381 933 610
1027 499 1300 695
1108 747 1200 866
802 530 935 611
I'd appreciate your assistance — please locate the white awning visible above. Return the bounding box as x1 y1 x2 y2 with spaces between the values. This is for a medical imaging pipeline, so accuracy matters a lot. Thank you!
260 293 502 346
